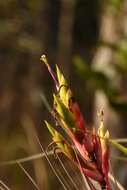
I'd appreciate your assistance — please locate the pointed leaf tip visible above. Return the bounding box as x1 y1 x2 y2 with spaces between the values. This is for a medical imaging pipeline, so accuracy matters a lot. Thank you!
56 64 62 83
44 121 56 137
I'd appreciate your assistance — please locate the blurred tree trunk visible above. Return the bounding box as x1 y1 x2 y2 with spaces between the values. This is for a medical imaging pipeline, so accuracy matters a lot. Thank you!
0 1 57 189
56 0 75 78
72 0 100 125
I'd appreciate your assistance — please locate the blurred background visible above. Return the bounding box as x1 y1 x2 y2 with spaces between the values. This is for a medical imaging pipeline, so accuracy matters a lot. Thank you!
0 0 127 189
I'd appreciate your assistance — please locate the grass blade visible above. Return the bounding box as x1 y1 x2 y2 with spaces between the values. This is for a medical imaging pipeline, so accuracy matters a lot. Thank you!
0 180 11 190
18 163 40 190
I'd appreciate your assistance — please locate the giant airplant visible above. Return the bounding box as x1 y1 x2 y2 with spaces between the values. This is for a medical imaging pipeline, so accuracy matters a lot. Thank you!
41 55 110 190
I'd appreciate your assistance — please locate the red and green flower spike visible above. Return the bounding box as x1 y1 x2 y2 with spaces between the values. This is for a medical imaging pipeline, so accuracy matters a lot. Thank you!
41 55 111 190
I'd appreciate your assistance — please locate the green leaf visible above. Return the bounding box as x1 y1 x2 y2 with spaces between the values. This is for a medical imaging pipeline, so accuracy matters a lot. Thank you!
53 95 76 129
55 65 69 106
45 121 65 149
110 140 127 155
45 121 75 159
56 64 62 83
112 155 127 162
44 121 56 136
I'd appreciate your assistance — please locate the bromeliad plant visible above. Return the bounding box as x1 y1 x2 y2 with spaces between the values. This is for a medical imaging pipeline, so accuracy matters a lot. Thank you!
1 56 127 190
41 55 110 190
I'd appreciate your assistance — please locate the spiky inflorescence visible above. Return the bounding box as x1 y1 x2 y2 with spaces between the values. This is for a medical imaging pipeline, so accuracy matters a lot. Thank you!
41 55 111 190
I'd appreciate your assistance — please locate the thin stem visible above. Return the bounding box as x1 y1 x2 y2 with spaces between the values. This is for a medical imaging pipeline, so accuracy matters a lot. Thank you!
54 147 79 190
109 161 118 190
67 160 84 188
85 177 97 190
112 138 127 143
52 149 71 189
18 163 40 190
0 150 62 166
111 155 127 161
0 180 11 190
73 146 90 190
109 173 125 190
35 135 68 190
0 152 50 166
40 55 59 89
110 140 127 155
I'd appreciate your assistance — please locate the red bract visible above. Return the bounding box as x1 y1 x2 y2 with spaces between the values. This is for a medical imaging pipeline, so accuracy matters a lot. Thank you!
69 98 86 132
41 55 111 190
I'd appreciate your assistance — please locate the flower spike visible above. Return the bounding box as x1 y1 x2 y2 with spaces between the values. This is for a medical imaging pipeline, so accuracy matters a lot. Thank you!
43 57 111 189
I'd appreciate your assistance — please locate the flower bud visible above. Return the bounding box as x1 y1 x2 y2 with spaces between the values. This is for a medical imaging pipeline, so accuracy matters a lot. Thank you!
98 120 109 179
